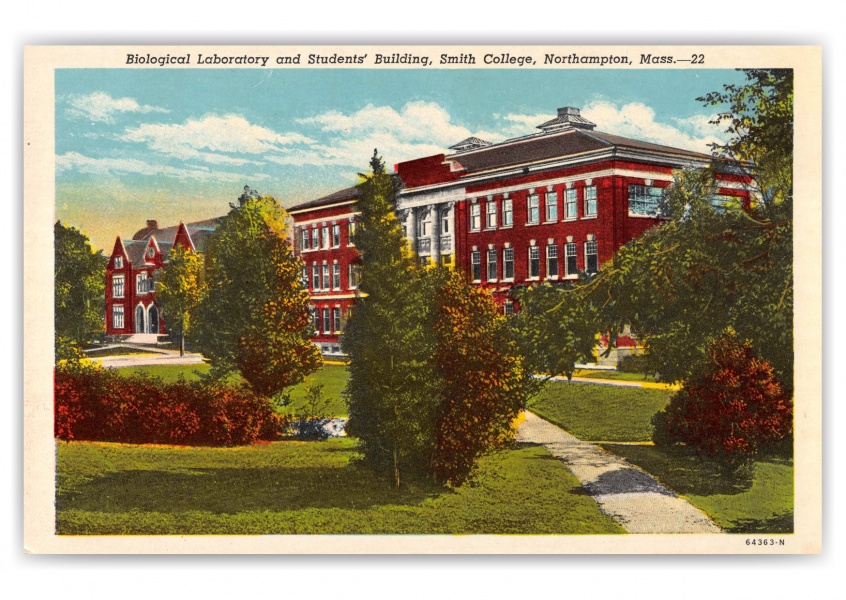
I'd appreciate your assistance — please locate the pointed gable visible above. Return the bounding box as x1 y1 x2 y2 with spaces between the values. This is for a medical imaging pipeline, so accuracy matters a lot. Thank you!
109 236 129 269
172 222 196 252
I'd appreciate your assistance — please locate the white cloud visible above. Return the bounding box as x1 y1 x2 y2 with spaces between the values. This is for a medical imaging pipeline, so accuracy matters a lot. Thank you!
580 101 724 152
55 151 268 183
498 112 556 136
121 114 314 166
65 92 169 123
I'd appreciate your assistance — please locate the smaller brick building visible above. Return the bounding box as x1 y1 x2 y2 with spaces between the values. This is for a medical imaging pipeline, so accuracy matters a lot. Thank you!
104 218 219 342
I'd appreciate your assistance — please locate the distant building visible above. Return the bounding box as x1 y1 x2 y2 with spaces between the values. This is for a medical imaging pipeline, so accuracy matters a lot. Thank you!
104 218 219 342
289 106 750 355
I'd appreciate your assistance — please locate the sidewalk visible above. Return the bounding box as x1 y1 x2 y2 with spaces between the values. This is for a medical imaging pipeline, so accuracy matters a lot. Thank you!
516 411 721 534
90 345 206 368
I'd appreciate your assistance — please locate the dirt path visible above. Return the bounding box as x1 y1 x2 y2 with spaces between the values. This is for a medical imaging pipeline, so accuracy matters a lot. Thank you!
516 411 721 534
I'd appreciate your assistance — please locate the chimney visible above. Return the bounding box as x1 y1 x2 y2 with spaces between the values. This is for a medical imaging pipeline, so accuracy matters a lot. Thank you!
146 220 158 230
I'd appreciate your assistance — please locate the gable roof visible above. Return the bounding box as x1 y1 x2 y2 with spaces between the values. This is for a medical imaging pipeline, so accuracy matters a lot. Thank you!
288 186 359 213
131 217 221 254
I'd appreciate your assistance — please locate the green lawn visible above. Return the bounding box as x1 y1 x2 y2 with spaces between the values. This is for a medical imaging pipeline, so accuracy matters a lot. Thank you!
601 444 794 534
56 439 623 535
114 363 351 417
572 369 657 382
528 380 671 441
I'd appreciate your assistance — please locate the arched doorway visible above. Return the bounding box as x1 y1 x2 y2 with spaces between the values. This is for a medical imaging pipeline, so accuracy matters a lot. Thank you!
148 305 159 334
135 305 145 333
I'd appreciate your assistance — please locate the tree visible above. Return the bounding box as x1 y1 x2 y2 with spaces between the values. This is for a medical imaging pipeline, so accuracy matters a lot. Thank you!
194 189 321 396
157 244 205 356
432 271 529 486
511 281 601 385
343 150 441 488
54 221 105 359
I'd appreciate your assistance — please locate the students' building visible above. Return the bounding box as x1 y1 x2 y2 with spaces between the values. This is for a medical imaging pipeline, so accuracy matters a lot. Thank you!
289 106 749 353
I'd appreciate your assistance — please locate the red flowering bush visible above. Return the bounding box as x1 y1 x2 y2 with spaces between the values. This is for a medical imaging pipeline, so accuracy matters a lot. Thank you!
651 331 792 459
54 363 286 446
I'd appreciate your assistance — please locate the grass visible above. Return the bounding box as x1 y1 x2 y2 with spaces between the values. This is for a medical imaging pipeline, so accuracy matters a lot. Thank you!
56 439 624 535
601 444 794 534
85 347 162 358
527 380 671 441
114 363 351 417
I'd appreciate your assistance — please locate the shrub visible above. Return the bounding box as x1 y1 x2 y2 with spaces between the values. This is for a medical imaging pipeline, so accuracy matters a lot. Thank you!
54 363 287 446
651 331 792 459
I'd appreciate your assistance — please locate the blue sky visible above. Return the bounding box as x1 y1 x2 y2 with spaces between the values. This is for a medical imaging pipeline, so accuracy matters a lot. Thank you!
55 68 747 250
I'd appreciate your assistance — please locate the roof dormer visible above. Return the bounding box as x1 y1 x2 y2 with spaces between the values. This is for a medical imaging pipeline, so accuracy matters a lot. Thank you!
536 106 596 132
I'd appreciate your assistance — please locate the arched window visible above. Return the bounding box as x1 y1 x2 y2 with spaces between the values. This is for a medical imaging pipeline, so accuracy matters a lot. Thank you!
135 305 145 334
148 305 159 334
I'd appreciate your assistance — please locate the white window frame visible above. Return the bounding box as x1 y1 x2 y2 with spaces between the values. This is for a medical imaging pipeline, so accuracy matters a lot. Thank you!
527 194 540 224
112 274 125 299
470 203 481 231
528 245 540 279
311 228 319 249
565 188 578 220
503 300 514 316
502 198 513 227
348 220 357 246
322 308 331 334
301 229 310 250
114 256 123 269
486 200 497 229
112 304 125 329
546 245 559 279
312 263 320 289
332 224 341 248
628 185 665 217
322 227 330 249
503 248 514 281
321 263 329 290
332 263 341 290
584 186 597 217
565 242 578 278
348 263 361 289
487 248 497 282
585 240 599 275
333 307 342 333
471 250 481 282
545 191 559 222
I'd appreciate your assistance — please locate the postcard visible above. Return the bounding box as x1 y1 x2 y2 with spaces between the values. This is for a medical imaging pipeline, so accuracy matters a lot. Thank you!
23 45 821 553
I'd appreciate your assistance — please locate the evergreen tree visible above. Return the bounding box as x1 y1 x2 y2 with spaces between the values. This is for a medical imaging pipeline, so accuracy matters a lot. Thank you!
343 150 440 487
194 189 321 396
54 221 105 359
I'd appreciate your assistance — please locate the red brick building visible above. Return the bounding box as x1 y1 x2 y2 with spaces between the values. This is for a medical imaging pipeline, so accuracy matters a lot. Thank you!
289 106 749 353
104 218 219 341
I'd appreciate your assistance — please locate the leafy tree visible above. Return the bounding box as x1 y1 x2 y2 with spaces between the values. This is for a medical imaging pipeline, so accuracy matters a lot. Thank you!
432 271 529 485
651 330 793 461
511 281 600 385
194 189 321 396
157 245 205 356
54 221 105 359
343 150 441 488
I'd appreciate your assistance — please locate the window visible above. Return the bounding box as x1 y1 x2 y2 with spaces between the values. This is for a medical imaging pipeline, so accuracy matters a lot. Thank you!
471 250 481 282
332 263 341 290
545 191 559 222
470 203 481 231
565 243 578 276
311 228 319 249
333 308 342 333
112 275 125 298
503 300 514 316
312 263 320 289
419 212 431 237
321 263 329 290
322 226 330 249
527 194 540 224
112 304 124 329
441 254 452 266
348 263 361 289
486 200 497 229
565 188 578 219
503 248 514 280
584 186 597 217
311 307 320 334
440 210 450 234
528 246 540 279
585 240 599 274
136 272 152 294
487 248 497 281
322 308 331 334
348 220 357 245
332 224 341 247
502 198 513 226
114 256 123 269
301 266 308 288
546 245 559 278
301 229 310 250
628 185 666 217
710 194 740 214
146 247 155 259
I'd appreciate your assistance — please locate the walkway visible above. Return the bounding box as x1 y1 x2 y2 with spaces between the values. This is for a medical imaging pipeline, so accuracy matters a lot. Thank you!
89 345 206 368
516 411 721 534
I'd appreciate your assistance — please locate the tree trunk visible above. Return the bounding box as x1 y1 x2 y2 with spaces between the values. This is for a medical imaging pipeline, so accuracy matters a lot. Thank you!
180 332 185 357
393 445 401 489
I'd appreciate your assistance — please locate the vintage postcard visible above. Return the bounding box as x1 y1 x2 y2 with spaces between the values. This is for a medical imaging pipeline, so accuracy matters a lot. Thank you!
23 45 821 554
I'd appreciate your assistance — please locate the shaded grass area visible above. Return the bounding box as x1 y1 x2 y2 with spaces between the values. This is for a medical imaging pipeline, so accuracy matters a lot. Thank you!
57 439 623 535
528 381 671 442
572 369 657 382
601 444 794 534
85 347 162 358
114 364 351 417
